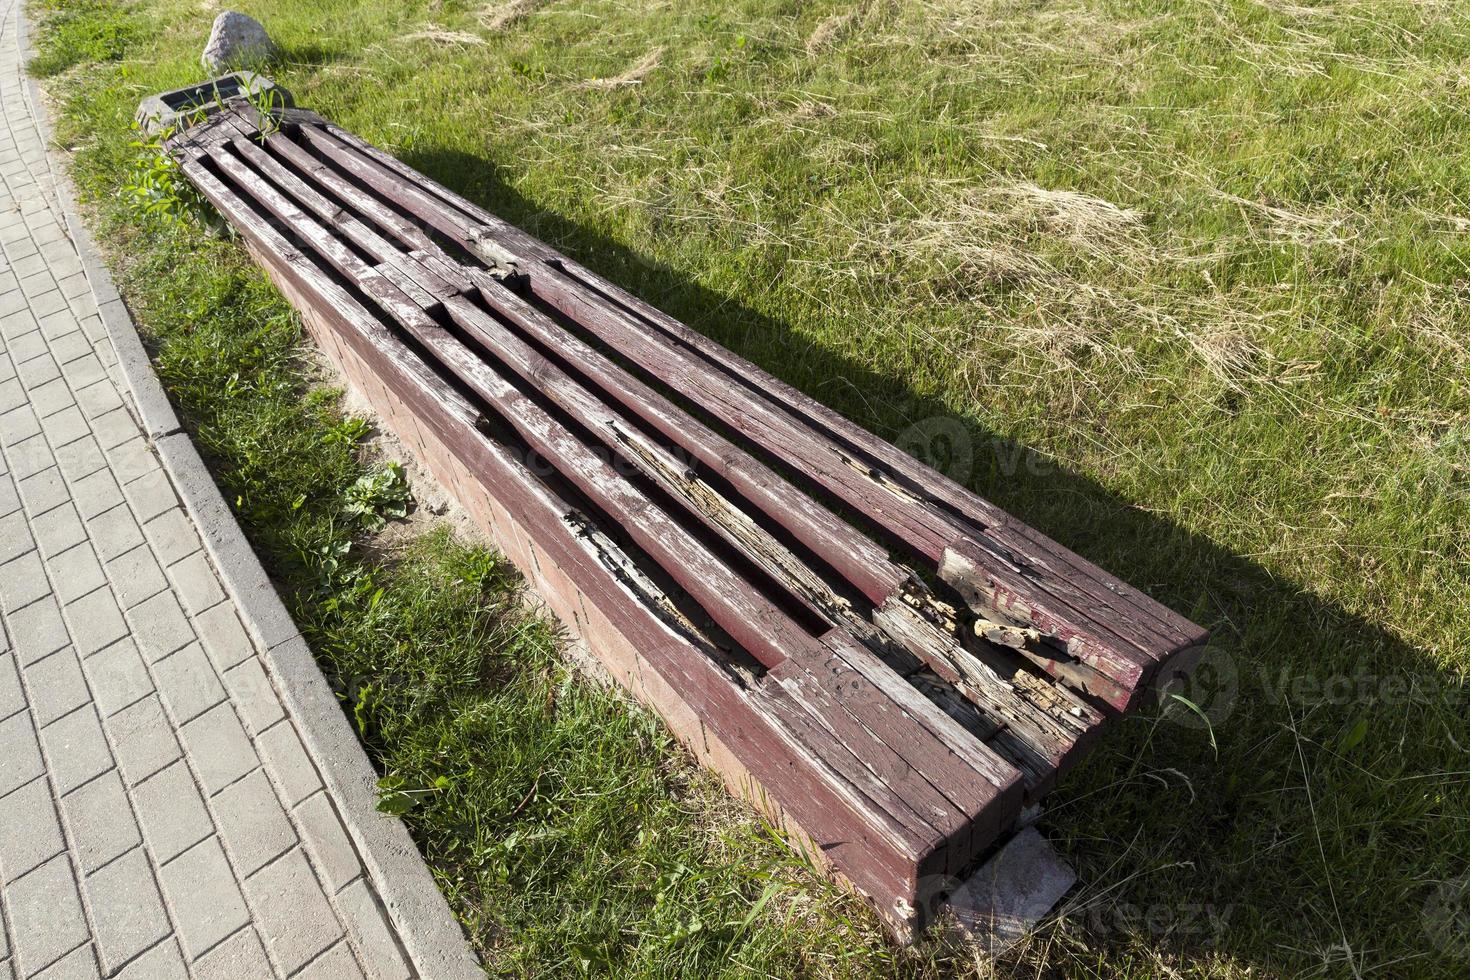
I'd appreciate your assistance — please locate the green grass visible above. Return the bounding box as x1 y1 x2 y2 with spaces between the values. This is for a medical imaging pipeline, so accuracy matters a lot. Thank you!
27 0 1470 976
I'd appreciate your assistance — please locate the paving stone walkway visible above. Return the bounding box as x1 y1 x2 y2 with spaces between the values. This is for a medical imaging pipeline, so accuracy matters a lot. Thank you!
0 4 423 978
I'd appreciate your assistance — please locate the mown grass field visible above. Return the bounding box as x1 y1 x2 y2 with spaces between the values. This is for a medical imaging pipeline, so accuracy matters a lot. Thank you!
26 0 1470 976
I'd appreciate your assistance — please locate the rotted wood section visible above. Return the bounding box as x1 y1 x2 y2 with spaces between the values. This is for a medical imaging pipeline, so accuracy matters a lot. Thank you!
163 102 1208 939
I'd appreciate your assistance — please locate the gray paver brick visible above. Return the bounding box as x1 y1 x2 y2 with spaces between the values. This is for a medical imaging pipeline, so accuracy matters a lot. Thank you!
191 927 272 980
257 720 321 807
28 944 98 980
194 603 254 673
132 760 212 864
152 642 225 725
0 650 23 720
224 657 284 736
213 769 297 877
126 588 194 661
86 502 144 560
83 848 170 975
18 465 68 515
0 775 64 882
40 405 88 449
15 350 59 386
114 938 187 980
63 355 106 393
105 542 167 611
181 703 257 795
298 940 367 980
0 509 32 564
36 310 77 344
0 549 48 610
337 876 413 980
6 854 89 977
38 706 112 794
0 379 24 418
48 330 90 367
7 432 51 479
61 585 127 656
76 383 124 424
0 711 44 797
122 468 175 525
46 543 106 605
27 378 72 419
53 434 105 483
0 472 19 517
6 330 46 366
89 411 137 452
158 838 249 960
294 790 362 895
106 437 157 486
80 638 152 718
0 379 24 417
8 595 69 663
142 509 197 568
0 405 40 447
59 769 140 873
70 467 122 520
106 694 181 786
22 648 89 727
244 848 344 975
30 501 85 556
166 549 224 616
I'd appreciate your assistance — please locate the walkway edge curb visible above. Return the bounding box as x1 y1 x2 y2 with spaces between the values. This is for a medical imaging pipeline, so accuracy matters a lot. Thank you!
17 11 484 979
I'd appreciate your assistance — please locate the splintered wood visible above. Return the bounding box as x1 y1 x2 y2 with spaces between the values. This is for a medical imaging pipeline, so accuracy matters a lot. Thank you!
163 101 1208 939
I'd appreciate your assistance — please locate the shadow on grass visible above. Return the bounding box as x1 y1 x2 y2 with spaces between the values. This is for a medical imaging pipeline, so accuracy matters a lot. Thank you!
392 146 1469 978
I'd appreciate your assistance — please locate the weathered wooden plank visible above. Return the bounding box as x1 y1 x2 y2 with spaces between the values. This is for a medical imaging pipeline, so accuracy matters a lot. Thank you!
178 145 974 932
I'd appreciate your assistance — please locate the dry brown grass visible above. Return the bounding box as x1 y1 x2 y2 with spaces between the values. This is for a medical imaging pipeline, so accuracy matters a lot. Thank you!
576 47 664 89
478 0 549 32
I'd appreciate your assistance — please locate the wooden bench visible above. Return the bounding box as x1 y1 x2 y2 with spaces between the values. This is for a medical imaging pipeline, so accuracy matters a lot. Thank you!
153 93 1207 940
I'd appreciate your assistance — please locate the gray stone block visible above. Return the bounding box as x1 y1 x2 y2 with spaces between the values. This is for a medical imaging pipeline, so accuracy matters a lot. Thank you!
105 542 167 610
158 837 250 959
83 848 171 974
82 638 153 718
166 548 224 615
126 588 194 661
131 760 212 863
114 938 187 980
293 790 361 895
45 541 107 605
336 876 413 980
152 641 225 725
8 595 70 663
0 711 44 797
0 774 64 881
297 941 367 980
38 706 112 794
191 927 272 980
22 647 90 727
59 768 141 873
224 657 283 735
244 847 344 975
87 502 145 561
106 694 182 786
213 768 296 876
181 703 257 794
30 501 86 556
6 854 88 977
944 826 1078 957
62 585 127 656
257 720 321 806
